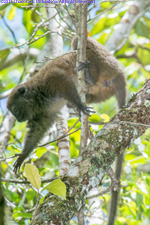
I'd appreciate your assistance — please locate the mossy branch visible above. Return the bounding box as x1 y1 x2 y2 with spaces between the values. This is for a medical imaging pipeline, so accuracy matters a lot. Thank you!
32 79 150 224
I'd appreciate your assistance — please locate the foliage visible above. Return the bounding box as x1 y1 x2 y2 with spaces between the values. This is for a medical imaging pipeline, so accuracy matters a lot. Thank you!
0 1 150 225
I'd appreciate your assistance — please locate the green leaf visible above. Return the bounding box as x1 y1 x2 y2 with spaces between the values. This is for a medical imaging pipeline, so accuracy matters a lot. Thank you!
134 19 149 38
43 179 66 200
35 147 47 158
7 6 16 21
0 48 10 65
25 164 41 190
129 156 146 164
89 114 101 123
23 9 34 34
0 3 9 11
25 189 37 202
91 17 107 35
31 8 40 23
13 212 32 219
12 3 31 9
138 48 150 65
136 192 143 204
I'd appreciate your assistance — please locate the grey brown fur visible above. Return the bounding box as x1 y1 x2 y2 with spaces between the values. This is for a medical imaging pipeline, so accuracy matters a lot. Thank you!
7 37 127 173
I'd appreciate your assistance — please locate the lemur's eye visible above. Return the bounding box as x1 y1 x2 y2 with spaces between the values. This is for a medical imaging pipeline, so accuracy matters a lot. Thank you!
17 87 26 95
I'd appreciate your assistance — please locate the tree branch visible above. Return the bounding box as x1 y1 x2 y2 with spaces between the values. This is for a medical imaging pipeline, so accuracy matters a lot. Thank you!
0 48 40 71
105 0 150 52
31 79 150 224
76 3 88 224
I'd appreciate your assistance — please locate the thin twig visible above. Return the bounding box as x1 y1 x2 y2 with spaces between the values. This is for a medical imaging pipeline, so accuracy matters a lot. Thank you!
30 193 41 225
13 13 57 48
89 120 150 128
21 5 55 9
39 127 80 147
64 3 76 26
0 89 12 100
35 9 47 20
88 2 119 23
27 13 57 43
27 30 69 45
35 50 76 63
0 177 59 184
120 121 150 128
87 186 111 199
18 46 30 83
55 5 74 32
2 17 25 66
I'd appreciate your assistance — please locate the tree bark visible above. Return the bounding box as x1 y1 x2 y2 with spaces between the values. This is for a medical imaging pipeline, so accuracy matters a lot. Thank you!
75 3 88 224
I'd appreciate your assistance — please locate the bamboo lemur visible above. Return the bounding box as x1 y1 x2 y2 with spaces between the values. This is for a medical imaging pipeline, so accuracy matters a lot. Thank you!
7 37 127 173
